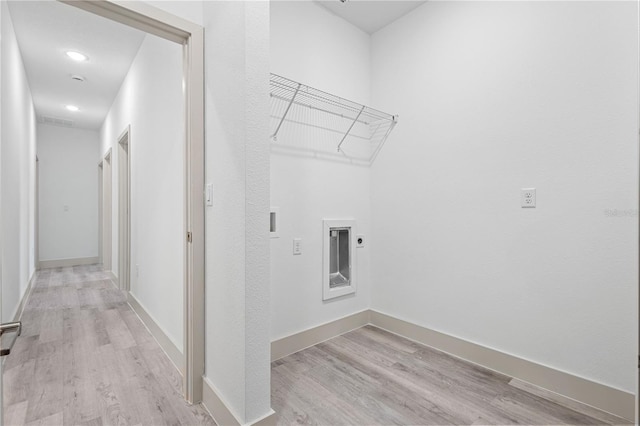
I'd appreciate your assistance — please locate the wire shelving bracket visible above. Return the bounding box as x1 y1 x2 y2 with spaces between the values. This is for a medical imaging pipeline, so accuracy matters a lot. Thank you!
270 73 397 165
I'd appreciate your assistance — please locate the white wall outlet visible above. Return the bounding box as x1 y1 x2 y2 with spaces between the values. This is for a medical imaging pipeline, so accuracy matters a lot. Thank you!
293 238 302 255
64 205 69 212
356 234 365 248
521 188 536 208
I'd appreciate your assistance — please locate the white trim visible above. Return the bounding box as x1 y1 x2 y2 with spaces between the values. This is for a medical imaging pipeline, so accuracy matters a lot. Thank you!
271 309 635 422
109 271 118 287
249 410 277 426
38 257 99 269
368 310 635 422
117 125 131 293
201 377 276 426
12 272 36 321
271 310 370 361
127 292 184 374
202 376 241 426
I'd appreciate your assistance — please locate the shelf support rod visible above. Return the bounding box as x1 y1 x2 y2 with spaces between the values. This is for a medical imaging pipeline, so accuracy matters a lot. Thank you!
272 83 301 140
337 105 365 152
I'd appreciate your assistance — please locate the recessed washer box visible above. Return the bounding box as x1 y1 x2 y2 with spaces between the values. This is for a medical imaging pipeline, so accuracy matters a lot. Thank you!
323 219 357 301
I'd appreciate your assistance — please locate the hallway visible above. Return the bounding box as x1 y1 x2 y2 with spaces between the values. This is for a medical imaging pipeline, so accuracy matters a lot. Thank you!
3 265 215 426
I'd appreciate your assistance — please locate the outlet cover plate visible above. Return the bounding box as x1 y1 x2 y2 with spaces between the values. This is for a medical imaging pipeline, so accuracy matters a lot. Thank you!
521 188 536 208
293 238 302 255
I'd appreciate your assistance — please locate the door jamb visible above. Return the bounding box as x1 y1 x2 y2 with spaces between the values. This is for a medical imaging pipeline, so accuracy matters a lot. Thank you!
59 0 205 404
103 149 113 273
98 161 103 265
118 126 131 293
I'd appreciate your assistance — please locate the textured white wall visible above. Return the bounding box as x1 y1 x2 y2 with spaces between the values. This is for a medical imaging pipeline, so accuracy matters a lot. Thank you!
269 1 372 340
371 1 638 393
1 1 36 321
100 34 184 352
203 1 271 423
38 124 99 262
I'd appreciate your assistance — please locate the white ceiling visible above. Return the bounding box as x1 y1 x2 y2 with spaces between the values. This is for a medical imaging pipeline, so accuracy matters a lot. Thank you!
315 0 428 34
8 1 146 130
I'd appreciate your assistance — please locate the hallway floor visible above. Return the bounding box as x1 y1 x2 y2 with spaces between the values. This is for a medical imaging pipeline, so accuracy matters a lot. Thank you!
3 265 215 426
271 325 631 425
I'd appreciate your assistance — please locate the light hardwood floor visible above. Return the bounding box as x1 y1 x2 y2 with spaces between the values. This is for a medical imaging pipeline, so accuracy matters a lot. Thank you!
272 325 632 425
3 265 215 426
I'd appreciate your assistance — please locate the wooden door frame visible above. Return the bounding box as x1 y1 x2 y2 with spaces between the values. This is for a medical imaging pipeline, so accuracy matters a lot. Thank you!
117 126 130 293
60 0 205 404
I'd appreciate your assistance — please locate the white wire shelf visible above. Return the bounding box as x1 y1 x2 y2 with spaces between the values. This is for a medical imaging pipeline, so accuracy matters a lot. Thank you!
270 73 397 165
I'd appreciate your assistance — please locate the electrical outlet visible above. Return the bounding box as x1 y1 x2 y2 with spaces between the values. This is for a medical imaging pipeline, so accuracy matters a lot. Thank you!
293 238 302 255
521 188 536 208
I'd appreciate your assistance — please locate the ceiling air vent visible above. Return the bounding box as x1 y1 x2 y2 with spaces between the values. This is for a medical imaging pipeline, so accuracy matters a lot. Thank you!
37 115 74 128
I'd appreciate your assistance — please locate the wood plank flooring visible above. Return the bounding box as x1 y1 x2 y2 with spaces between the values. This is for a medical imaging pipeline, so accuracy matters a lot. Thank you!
271 325 632 425
3 265 215 426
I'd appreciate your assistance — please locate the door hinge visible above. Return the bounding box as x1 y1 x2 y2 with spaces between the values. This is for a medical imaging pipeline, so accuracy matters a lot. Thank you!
187 232 192 243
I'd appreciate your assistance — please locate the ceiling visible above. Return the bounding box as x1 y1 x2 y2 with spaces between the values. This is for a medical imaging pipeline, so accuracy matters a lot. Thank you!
8 1 146 130
315 0 428 34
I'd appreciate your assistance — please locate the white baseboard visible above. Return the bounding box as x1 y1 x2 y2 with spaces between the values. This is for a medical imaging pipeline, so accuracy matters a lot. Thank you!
109 271 118 286
269 309 634 422
271 310 370 361
39 256 99 269
12 271 36 321
368 310 635 423
201 376 276 426
126 292 184 375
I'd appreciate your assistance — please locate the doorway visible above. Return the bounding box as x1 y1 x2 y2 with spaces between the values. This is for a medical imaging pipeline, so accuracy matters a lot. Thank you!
102 149 112 273
118 126 130 292
61 0 205 403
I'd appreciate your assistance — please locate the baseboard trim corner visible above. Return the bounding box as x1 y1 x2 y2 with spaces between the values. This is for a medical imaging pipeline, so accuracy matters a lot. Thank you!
202 376 242 426
271 310 370 361
249 409 277 426
38 256 99 269
126 292 184 375
12 271 36 321
368 310 635 422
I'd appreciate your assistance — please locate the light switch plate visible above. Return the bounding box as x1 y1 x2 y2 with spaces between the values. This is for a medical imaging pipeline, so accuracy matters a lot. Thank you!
293 238 302 255
205 184 214 206
521 188 536 208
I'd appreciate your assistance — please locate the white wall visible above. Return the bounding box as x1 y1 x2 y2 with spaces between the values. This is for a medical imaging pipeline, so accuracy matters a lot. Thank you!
270 1 372 340
371 1 638 394
100 33 184 352
203 1 271 423
38 124 99 262
1 1 36 321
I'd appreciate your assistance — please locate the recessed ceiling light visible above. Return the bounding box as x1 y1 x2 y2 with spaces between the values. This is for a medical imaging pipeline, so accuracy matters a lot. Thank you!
66 51 88 62
65 105 80 112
